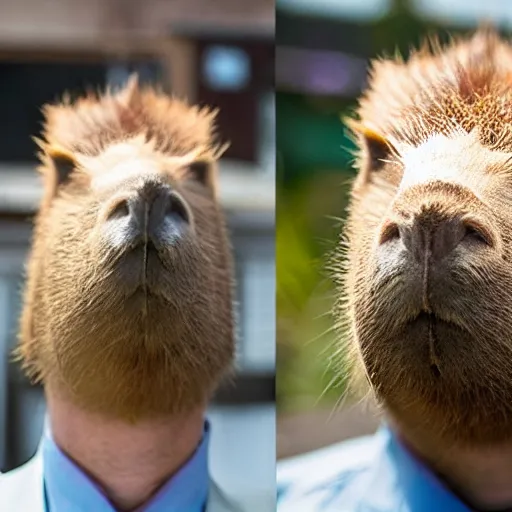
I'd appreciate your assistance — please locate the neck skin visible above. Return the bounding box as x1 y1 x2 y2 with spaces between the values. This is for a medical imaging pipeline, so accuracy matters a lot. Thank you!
391 417 512 511
45 389 206 512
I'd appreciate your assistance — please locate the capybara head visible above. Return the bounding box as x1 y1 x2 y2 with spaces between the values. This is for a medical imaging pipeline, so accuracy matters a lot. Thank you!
18 76 235 421
338 29 512 446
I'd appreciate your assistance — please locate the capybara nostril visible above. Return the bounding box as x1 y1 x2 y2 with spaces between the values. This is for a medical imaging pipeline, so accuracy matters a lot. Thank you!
378 220 400 245
147 188 191 248
105 197 130 221
461 218 495 248
148 189 190 233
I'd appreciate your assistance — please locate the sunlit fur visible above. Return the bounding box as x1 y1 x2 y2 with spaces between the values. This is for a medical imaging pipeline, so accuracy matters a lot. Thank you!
17 77 235 422
335 28 512 446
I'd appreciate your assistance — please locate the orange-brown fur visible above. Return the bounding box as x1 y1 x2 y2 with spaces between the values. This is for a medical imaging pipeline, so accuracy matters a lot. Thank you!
337 28 512 447
17 77 235 421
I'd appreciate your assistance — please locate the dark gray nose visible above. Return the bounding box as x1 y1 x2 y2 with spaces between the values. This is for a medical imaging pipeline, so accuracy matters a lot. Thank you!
107 186 190 247
379 215 493 263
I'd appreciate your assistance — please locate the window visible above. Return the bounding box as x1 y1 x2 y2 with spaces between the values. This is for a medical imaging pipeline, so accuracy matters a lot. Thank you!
195 37 274 164
0 57 163 162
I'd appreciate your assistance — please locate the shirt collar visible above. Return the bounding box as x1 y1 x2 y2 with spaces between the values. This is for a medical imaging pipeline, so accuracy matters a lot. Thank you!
42 420 210 512
360 426 471 512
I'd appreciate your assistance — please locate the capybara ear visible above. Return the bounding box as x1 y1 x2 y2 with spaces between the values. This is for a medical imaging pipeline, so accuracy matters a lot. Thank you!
35 140 79 199
344 118 399 176
45 144 78 187
184 141 229 196
187 158 218 194
165 145 228 198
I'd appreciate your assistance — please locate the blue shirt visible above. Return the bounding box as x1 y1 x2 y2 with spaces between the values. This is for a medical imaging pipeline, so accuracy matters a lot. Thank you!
43 422 210 512
277 426 470 512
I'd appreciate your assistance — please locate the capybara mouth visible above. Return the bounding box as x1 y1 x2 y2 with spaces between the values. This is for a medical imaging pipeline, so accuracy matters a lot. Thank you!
112 240 171 294
404 310 470 376
411 312 441 376
119 241 162 269
410 309 465 332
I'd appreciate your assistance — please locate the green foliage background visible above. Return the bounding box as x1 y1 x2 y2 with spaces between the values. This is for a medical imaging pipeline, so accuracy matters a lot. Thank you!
276 93 355 413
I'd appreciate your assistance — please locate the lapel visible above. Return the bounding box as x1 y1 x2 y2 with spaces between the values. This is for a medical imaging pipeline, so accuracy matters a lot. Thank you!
0 448 242 512
0 446 45 512
206 479 242 512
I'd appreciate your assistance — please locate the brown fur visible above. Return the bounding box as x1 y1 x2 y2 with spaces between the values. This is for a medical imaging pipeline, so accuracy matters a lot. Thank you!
17 76 235 421
338 28 512 447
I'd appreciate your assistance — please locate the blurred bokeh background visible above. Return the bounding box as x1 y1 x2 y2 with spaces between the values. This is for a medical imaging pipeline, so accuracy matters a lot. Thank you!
276 0 512 459
0 0 274 508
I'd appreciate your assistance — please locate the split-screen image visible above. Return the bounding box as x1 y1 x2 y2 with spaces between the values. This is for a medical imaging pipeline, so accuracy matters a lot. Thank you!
0 1 511 511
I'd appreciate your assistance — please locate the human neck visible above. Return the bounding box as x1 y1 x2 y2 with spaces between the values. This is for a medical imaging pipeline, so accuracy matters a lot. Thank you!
45 389 206 511
391 417 512 511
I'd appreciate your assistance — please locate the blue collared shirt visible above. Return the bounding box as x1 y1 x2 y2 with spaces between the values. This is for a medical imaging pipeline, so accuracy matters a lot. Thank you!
43 422 210 512
277 426 470 512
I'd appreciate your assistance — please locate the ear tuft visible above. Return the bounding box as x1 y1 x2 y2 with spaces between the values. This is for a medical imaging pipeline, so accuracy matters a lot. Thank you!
344 117 398 173
116 73 140 107
46 144 78 186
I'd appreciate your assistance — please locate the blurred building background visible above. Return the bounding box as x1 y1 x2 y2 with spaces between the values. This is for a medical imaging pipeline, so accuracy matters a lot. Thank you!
0 0 275 508
276 0 512 459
